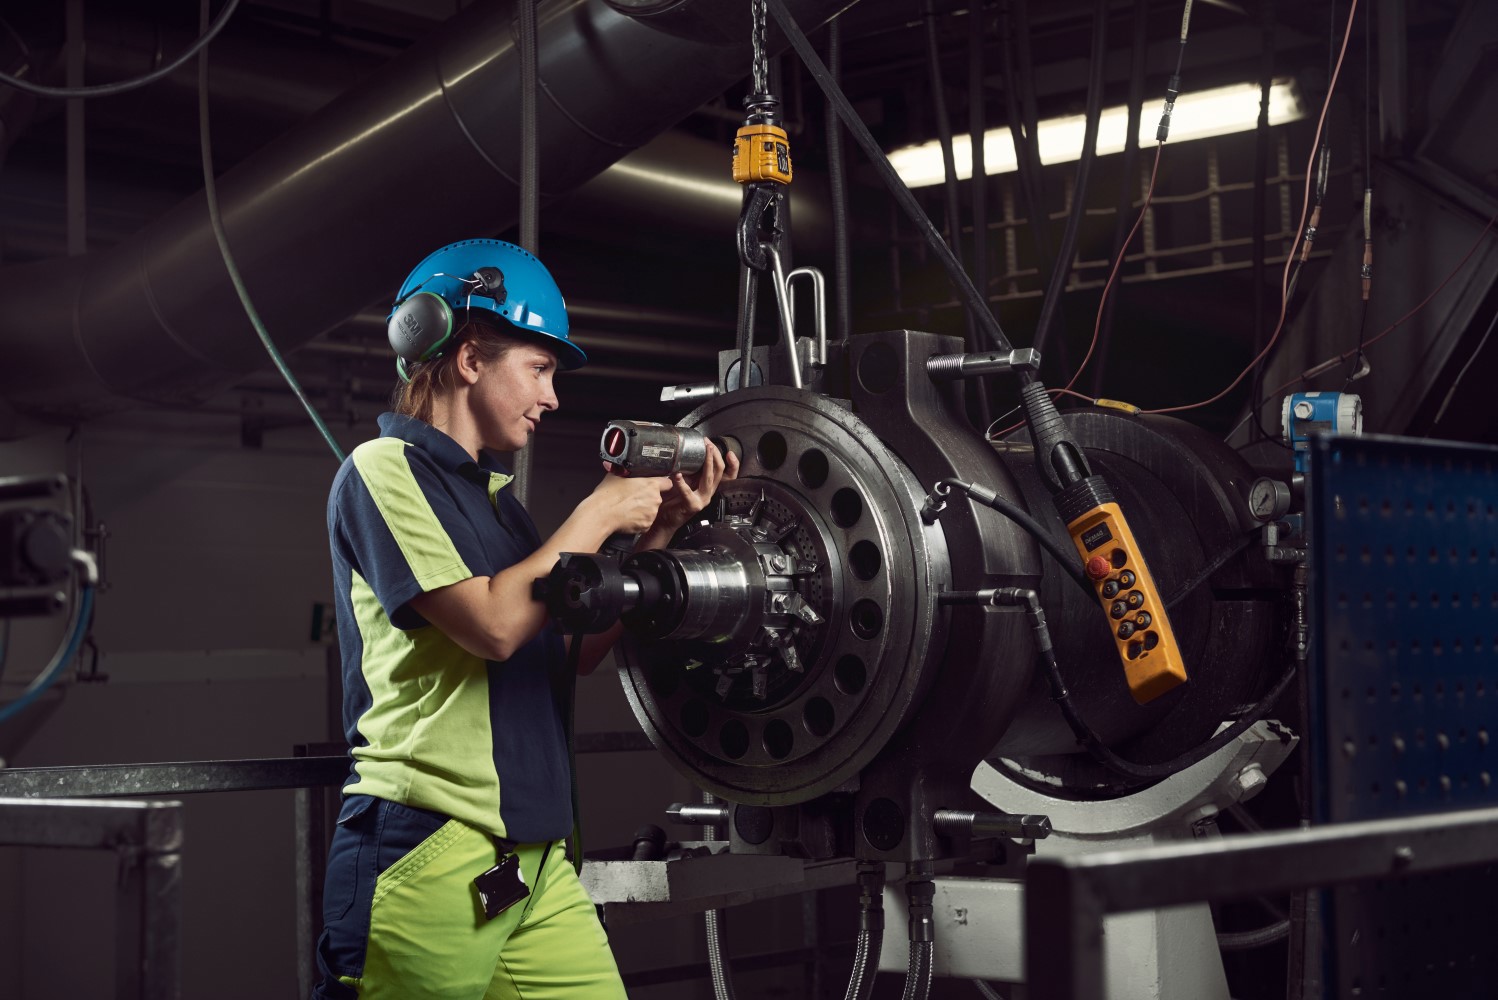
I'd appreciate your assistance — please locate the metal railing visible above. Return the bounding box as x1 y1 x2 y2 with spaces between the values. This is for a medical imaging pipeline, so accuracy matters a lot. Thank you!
1024 806 1498 1000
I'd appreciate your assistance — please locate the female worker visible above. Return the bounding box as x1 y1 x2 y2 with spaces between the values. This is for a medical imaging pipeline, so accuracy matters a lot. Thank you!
313 239 736 999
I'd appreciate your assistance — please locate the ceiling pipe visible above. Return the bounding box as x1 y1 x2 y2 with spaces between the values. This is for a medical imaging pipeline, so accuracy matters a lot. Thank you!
0 0 852 420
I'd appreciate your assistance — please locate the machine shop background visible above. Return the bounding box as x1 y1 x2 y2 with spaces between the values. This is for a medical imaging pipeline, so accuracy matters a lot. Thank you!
0 0 1493 998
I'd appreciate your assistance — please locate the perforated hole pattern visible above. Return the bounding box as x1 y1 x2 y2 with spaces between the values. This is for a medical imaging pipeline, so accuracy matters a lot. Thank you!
1311 438 1498 994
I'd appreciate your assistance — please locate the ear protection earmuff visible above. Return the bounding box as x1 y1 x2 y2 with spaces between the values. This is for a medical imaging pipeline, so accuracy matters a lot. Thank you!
387 268 509 381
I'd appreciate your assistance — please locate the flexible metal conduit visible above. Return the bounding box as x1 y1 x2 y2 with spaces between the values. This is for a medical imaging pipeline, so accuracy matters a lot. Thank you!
0 0 848 417
843 861 885 1000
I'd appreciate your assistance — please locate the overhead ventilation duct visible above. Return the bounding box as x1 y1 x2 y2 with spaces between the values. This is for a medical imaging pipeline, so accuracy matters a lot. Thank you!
0 0 850 418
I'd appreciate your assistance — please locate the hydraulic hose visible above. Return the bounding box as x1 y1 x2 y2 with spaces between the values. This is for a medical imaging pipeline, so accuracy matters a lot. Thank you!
900 865 936 1000
703 790 737 1000
973 587 1299 782
973 982 1006 1000
826 18 851 344
0 550 96 724
997 1 1054 325
1032 0 1107 360
843 861 886 1000
197 0 345 464
1216 918 1291 951
922 0 978 359
967 16 993 430
901 941 934 1000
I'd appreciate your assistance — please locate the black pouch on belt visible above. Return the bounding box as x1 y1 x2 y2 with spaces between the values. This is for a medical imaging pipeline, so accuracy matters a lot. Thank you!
474 838 529 920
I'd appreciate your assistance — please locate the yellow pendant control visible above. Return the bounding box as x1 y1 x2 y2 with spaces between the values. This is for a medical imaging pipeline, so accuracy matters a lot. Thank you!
1067 503 1189 703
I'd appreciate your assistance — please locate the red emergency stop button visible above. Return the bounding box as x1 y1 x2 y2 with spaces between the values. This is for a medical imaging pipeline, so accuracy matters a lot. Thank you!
1085 555 1111 580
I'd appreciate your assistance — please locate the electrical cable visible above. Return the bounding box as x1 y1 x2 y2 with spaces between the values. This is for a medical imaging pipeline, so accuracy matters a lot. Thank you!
1072 0 1196 395
1226 207 1498 441
197 0 345 463
1247 0 1279 447
1045 631 1299 782
984 387 1096 440
1429 304 1498 430
1347 3 1375 384
765 0 1013 356
998 0 1057 356
1063 145 1163 396
514 0 541 508
1090 0 1149 399
2 0 241 99
0 552 96 724
1146 0 1361 418
1031 0 1107 366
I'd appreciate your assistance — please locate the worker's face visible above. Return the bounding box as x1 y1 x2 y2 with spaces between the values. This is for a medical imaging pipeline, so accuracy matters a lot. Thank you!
469 340 560 452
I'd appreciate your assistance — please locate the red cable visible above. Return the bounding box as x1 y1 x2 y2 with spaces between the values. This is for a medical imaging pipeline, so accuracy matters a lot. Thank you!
1254 209 1498 405
1146 0 1361 416
1065 142 1165 395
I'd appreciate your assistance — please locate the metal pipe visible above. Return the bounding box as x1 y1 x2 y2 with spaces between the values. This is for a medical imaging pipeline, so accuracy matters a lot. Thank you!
765 244 805 388
0 0 851 416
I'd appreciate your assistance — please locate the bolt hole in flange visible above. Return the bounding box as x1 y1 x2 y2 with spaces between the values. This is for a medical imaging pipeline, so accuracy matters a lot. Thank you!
850 599 884 640
804 696 835 737
835 654 867 694
831 487 863 528
763 719 795 759
720 720 750 759
758 431 788 469
849 539 882 581
798 448 830 489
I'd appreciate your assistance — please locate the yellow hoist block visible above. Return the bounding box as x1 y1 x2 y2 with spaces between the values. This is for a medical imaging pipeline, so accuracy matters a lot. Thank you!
732 122 793 185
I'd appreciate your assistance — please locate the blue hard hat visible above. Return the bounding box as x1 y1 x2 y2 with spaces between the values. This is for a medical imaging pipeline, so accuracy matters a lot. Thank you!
386 238 586 375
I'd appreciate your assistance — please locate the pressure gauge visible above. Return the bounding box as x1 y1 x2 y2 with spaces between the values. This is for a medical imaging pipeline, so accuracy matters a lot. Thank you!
1248 477 1293 522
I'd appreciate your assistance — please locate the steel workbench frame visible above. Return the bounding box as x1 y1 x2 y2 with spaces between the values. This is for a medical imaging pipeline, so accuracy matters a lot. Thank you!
1024 805 1498 1000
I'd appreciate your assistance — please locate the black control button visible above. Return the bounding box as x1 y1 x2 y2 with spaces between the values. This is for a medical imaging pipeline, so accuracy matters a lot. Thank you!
1142 631 1160 650
1117 621 1136 640
1118 570 1136 587
1101 580 1121 599
1125 590 1144 609
1110 548 1128 569
1134 611 1152 628
1110 601 1128 619
1126 641 1143 660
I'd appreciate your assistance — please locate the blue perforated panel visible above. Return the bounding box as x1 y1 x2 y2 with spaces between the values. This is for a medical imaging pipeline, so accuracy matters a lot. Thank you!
1308 433 1498 997
1309 433 1498 823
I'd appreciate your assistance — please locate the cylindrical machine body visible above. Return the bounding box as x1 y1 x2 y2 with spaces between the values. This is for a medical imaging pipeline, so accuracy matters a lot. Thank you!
581 329 1280 859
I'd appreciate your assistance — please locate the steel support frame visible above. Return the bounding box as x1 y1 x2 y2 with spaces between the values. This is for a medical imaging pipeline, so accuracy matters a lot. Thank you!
0 735 658 996
0 797 183 1000
1025 806 1498 1000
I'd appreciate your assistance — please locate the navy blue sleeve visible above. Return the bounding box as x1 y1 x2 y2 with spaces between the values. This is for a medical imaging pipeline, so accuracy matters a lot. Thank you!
332 440 487 629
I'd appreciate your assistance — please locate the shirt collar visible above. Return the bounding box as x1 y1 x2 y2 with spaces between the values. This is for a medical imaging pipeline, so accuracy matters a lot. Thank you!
376 412 515 491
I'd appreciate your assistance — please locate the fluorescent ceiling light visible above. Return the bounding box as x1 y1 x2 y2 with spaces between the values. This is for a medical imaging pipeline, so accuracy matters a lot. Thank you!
888 79 1304 189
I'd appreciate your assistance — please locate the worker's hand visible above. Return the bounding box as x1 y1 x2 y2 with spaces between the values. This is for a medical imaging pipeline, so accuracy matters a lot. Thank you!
587 471 673 536
638 441 740 550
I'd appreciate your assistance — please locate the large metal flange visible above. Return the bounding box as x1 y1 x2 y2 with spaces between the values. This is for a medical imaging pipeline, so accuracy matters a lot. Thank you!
616 387 952 805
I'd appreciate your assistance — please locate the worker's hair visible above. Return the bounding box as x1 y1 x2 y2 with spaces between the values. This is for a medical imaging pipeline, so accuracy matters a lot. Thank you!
391 312 518 424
